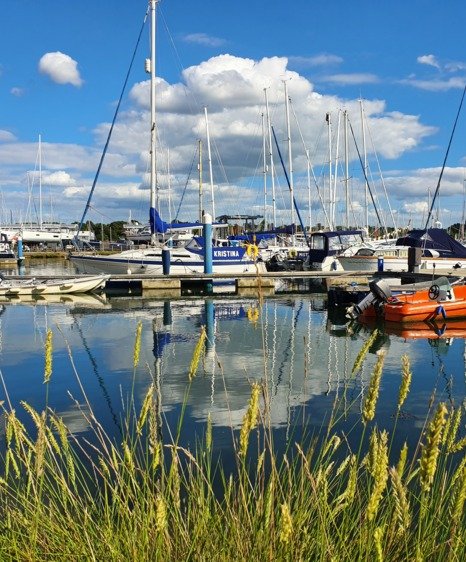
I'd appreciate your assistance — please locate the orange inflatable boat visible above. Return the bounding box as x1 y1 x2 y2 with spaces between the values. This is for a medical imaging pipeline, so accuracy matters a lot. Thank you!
348 276 466 324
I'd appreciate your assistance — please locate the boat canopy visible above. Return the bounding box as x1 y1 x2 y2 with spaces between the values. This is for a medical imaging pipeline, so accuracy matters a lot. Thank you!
396 228 466 258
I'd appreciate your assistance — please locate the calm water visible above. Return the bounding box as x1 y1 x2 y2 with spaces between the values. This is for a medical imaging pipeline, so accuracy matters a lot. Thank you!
0 258 465 460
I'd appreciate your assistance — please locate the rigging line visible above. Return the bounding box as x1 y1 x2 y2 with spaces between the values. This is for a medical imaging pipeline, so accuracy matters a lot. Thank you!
74 7 150 246
174 144 198 221
424 85 466 231
348 119 386 235
366 126 398 233
87 204 115 222
365 163 389 235
289 99 330 229
271 125 309 245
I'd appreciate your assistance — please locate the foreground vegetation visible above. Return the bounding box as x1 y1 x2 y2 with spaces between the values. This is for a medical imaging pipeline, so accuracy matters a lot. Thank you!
0 324 465 561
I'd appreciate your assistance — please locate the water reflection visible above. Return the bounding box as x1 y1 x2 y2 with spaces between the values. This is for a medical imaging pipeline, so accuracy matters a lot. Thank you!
0 295 464 456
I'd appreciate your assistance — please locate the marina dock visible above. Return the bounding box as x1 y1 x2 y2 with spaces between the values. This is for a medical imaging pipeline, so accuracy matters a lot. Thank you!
4 268 466 297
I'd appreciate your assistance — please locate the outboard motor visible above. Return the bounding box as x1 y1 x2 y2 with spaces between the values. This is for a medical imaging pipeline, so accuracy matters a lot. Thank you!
346 279 392 320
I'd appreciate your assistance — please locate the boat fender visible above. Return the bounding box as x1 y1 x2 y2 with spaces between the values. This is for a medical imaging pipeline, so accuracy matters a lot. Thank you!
247 307 259 323
246 244 259 260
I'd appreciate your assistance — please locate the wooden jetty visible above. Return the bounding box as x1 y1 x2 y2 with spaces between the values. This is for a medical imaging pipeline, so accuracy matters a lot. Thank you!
5 267 466 298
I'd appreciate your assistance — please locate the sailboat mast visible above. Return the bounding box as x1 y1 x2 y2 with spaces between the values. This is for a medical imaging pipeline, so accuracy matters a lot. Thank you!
262 112 267 228
204 107 215 220
167 147 172 225
326 112 333 229
39 134 43 228
284 81 295 242
198 139 203 222
360 99 369 233
149 0 157 246
333 110 341 228
344 110 349 228
264 88 276 229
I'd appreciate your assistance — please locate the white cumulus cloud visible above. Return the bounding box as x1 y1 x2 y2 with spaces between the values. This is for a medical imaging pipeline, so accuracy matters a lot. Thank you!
417 54 440 69
38 51 83 86
402 201 428 214
43 170 76 186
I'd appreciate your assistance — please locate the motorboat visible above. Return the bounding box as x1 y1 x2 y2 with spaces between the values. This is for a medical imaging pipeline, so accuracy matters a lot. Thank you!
0 274 110 296
338 228 466 272
0 232 16 264
347 276 466 323
303 230 366 272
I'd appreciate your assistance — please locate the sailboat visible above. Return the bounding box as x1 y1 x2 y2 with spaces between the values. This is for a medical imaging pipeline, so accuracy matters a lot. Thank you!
70 1 262 277
2 135 96 250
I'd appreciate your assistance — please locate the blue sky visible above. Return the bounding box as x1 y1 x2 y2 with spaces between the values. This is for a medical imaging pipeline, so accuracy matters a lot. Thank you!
1 0 466 231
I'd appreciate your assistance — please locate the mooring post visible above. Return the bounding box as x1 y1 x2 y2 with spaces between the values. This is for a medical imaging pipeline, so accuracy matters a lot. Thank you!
162 245 171 275
17 237 25 265
203 213 213 293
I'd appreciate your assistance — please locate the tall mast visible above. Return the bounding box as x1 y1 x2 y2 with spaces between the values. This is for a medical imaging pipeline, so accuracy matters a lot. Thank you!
198 139 203 221
326 112 333 229
262 111 267 228
360 99 368 233
204 107 215 220
167 147 172 225
39 133 43 228
284 80 295 242
149 0 157 245
306 148 312 233
344 110 349 228
264 88 276 229
333 110 341 228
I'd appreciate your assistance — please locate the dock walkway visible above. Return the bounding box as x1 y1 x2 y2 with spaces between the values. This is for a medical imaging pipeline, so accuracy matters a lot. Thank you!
5 268 466 297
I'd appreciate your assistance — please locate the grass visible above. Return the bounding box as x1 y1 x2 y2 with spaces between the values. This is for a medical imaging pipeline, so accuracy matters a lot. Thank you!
0 321 465 561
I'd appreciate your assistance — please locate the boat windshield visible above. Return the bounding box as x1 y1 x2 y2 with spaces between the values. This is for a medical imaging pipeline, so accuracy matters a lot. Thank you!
310 234 326 250
338 233 364 247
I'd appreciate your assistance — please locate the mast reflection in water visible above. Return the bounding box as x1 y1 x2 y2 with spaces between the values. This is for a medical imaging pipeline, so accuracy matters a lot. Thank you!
0 295 464 460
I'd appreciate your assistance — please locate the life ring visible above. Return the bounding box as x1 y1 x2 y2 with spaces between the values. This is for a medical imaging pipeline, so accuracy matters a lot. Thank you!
246 244 259 260
247 307 259 323
288 248 297 259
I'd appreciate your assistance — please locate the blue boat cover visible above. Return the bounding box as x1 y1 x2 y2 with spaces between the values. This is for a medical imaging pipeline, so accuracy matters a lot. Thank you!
396 228 466 258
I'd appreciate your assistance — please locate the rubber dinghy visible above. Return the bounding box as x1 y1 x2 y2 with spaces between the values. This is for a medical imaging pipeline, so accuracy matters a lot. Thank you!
346 276 466 324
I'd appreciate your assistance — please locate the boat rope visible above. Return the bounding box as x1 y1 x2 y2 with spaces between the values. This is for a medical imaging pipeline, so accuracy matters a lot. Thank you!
289 98 331 230
271 126 309 246
424 85 466 231
74 7 150 247
435 305 447 320
364 112 399 233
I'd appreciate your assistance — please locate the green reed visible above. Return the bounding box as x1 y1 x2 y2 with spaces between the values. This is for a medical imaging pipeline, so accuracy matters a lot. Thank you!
0 323 465 561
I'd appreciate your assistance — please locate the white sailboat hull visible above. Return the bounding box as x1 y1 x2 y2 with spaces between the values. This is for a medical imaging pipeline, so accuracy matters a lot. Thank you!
0 274 110 296
70 248 263 276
